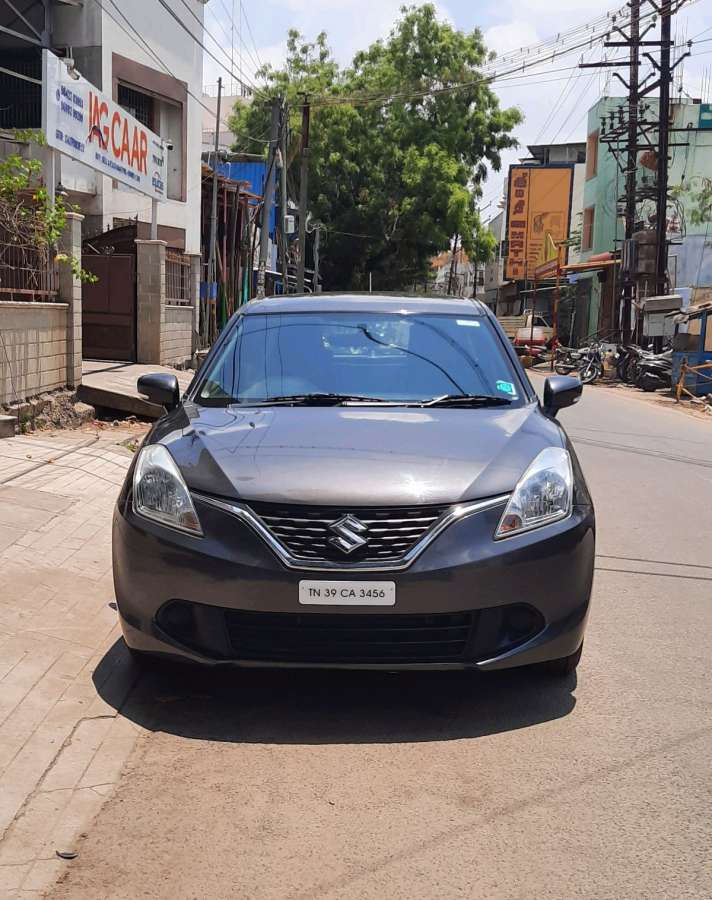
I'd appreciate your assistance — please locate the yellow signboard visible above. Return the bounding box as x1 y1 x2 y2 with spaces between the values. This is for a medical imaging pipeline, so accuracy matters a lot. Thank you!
505 166 573 281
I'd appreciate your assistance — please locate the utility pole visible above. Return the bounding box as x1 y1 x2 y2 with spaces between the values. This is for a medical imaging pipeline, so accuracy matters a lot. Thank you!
257 98 280 299
622 0 640 344
582 0 643 342
655 0 672 295
279 98 289 294
313 224 322 293
447 235 459 296
207 77 222 342
296 95 310 293
583 0 691 341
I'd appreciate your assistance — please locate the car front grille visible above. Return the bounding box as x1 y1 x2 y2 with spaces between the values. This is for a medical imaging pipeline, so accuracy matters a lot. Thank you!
245 502 449 563
225 609 474 663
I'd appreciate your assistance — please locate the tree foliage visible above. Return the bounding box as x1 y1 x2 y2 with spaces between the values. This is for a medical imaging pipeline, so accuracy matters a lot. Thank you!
229 4 521 290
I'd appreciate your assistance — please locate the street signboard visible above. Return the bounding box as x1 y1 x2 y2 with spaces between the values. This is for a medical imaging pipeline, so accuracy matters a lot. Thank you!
505 165 574 281
42 50 167 201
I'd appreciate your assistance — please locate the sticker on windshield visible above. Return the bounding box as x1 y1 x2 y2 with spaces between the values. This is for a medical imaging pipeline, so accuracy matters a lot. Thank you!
496 380 517 397
456 319 480 327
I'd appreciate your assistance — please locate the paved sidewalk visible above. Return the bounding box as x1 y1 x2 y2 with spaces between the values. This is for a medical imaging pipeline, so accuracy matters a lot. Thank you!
79 362 194 418
0 427 144 899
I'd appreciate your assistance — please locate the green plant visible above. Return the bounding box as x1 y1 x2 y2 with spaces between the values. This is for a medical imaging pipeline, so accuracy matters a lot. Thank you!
670 178 712 226
0 133 97 284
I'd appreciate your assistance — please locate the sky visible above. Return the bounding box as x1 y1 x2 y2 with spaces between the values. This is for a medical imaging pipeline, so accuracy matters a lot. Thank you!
202 0 712 220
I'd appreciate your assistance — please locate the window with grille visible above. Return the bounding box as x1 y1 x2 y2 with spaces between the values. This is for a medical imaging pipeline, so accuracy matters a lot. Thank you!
585 131 599 180
582 206 595 250
117 84 155 130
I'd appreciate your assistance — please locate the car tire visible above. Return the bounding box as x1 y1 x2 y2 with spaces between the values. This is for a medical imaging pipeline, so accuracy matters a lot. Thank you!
546 641 583 676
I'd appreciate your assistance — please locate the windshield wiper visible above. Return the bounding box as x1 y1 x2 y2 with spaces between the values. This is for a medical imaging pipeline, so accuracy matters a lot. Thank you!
420 393 513 408
253 393 391 406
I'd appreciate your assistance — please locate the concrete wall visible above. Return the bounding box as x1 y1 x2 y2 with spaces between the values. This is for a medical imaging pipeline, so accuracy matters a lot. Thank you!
136 240 165 365
0 212 83 406
136 240 194 367
162 306 193 366
0 303 69 405
58 213 83 388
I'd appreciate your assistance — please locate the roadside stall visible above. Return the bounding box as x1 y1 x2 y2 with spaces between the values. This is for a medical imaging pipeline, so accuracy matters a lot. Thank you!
671 302 712 399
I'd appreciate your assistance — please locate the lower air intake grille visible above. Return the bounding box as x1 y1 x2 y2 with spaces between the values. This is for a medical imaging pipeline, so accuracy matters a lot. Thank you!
225 609 474 664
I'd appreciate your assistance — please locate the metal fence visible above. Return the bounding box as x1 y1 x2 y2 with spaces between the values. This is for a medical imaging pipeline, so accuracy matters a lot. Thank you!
0 229 58 302
165 251 192 306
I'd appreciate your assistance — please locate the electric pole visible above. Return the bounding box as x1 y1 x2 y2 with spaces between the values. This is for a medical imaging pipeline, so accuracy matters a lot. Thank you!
582 0 689 342
447 235 460 296
655 0 672 295
207 77 222 342
279 98 289 294
622 0 640 344
257 98 280 299
296 95 310 294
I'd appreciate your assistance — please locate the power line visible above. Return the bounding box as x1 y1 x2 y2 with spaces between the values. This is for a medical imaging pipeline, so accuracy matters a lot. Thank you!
97 0 269 146
310 12 659 108
241 2 264 72
215 0 263 75
155 0 264 99
174 0 262 96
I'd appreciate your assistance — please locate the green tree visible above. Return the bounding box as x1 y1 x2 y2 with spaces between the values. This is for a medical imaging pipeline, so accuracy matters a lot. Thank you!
229 4 521 290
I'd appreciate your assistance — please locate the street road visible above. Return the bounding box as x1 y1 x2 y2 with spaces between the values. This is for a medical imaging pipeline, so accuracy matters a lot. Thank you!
50 384 712 900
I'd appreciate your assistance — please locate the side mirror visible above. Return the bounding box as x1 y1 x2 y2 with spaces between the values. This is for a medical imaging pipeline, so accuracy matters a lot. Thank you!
137 373 180 412
542 375 582 417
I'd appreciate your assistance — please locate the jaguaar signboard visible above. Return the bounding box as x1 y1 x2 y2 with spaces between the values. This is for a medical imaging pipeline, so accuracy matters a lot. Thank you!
505 165 573 281
42 50 167 202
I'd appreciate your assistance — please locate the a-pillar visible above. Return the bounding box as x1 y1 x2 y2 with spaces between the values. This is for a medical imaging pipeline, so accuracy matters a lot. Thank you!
57 211 84 389
136 239 166 364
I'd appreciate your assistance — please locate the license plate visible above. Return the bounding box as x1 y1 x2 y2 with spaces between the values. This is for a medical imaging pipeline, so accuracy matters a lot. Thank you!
299 580 396 606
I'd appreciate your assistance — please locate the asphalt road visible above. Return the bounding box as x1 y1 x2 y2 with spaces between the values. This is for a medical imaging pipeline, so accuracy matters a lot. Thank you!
50 383 712 900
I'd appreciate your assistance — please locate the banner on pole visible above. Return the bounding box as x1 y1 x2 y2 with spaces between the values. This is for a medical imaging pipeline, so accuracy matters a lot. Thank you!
42 50 167 201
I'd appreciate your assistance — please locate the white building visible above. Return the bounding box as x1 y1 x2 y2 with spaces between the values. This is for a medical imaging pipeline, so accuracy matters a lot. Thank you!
201 83 248 152
0 0 206 254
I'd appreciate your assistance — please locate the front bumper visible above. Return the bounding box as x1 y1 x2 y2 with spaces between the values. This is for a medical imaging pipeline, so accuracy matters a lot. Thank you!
113 494 594 671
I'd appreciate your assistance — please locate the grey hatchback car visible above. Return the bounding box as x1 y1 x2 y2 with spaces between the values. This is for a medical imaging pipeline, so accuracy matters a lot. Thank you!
113 294 594 676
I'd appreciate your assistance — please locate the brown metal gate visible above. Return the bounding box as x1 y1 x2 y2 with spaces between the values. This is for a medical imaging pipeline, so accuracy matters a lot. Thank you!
81 254 136 361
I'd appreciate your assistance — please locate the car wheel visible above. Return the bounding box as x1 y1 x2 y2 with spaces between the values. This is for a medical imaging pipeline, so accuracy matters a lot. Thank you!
546 641 583 676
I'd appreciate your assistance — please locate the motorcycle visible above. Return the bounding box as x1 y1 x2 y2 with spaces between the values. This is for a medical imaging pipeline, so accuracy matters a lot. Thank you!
634 349 673 392
554 342 603 384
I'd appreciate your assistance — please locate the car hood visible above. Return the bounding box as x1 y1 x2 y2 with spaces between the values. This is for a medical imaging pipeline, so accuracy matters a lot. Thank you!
153 401 565 506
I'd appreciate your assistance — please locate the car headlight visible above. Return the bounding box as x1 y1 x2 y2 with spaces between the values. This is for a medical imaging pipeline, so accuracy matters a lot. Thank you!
132 444 203 536
495 447 573 538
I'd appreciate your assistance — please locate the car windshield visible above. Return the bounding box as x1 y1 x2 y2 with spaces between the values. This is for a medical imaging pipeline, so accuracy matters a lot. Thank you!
195 311 524 406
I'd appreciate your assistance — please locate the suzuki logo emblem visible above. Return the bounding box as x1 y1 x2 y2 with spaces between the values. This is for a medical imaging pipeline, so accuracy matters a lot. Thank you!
328 514 368 554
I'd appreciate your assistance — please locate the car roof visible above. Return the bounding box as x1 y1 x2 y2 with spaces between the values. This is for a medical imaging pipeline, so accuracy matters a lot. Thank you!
242 293 489 317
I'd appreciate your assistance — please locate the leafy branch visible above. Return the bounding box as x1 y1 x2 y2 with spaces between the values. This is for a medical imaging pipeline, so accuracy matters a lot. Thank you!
0 133 97 285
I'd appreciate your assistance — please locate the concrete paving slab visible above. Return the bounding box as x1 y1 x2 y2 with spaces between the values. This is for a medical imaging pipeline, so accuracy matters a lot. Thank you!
79 361 193 418
0 426 145 899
